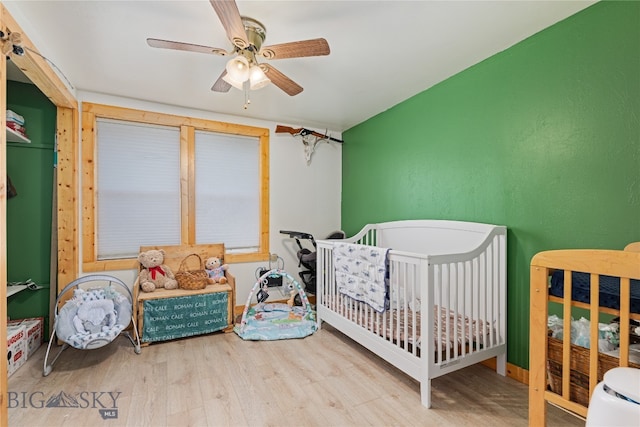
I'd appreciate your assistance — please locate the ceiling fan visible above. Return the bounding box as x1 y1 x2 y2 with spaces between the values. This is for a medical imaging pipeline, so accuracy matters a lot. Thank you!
146 0 330 97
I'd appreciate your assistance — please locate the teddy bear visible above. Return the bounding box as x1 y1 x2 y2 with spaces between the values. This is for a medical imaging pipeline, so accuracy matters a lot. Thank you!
138 249 178 292
205 256 228 284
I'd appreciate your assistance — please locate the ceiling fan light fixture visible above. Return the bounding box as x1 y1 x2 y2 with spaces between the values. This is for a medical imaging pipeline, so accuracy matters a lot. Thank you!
222 72 245 90
148 2 332 99
225 55 250 82
249 65 270 90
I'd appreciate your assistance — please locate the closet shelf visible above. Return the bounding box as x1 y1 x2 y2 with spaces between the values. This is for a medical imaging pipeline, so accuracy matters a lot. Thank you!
7 285 28 298
6 126 31 144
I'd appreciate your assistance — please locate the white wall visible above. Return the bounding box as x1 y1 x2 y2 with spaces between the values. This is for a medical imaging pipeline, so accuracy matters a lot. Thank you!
77 91 342 304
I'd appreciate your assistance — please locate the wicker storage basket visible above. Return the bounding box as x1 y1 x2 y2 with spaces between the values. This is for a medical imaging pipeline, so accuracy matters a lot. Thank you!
547 335 640 406
175 253 209 290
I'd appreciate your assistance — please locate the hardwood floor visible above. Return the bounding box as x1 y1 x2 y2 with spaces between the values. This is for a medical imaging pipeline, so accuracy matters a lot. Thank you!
8 324 582 427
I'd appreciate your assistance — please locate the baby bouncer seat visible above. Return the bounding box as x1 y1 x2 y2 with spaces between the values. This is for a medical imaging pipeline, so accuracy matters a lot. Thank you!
43 275 141 376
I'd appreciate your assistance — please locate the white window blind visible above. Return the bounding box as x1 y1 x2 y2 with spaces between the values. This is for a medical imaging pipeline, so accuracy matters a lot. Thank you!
96 119 181 259
195 131 259 252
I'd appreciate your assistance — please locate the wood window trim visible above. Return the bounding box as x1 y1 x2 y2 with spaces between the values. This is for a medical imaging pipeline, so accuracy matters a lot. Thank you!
81 102 270 271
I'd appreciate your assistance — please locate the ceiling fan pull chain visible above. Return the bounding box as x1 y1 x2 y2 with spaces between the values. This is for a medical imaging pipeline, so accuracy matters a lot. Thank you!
243 80 251 109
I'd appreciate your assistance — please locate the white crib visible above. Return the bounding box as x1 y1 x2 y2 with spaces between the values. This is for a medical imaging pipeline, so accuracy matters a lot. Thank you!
316 220 507 408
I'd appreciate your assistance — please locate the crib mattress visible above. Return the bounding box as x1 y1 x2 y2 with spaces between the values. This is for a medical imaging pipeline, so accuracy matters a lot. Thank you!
550 271 640 313
325 297 490 348
372 307 490 349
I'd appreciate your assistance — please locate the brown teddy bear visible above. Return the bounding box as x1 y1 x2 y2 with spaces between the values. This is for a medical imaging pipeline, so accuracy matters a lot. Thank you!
138 249 178 292
205 257 229 284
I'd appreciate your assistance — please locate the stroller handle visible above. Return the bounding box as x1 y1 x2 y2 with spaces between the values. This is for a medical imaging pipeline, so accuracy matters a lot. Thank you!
279 230 314 240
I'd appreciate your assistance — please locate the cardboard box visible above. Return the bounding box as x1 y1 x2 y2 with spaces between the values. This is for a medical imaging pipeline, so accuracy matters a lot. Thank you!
7 324 27 377
8 317 44 359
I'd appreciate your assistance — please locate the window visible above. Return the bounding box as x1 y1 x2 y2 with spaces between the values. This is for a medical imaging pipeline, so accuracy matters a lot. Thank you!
96 119 181 259
194 131 260 250
81 103 270 271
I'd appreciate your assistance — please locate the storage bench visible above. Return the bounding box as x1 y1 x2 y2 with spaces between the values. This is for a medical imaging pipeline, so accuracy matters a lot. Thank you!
133 243 235 345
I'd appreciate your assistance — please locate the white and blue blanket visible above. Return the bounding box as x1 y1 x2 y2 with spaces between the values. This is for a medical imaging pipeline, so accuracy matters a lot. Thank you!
333 242 390 312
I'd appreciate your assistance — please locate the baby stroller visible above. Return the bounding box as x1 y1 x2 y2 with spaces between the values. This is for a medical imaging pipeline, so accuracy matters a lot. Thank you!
280 229 345 294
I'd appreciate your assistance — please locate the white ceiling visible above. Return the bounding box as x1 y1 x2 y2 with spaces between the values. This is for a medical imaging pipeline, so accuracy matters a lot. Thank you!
4 1 596 133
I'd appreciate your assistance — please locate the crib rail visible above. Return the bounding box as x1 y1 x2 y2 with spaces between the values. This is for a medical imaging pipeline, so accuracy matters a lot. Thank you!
316 223 507 383
427 228 507 373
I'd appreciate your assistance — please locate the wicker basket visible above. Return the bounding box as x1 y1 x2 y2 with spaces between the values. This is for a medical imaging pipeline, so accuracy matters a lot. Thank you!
547 335 640 406
175 253 209 290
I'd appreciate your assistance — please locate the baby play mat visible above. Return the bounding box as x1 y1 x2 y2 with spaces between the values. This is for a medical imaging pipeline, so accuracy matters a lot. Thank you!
234 270 317 341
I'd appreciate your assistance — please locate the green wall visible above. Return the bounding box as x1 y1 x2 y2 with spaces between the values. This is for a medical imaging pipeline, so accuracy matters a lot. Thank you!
6 80 56 327
341 1 640 369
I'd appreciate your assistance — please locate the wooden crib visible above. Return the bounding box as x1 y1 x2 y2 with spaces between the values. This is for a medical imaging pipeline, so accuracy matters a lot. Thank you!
316 220 508 408
529 242 640 425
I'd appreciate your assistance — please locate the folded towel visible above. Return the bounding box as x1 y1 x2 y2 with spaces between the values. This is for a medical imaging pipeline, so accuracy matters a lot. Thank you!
6 110 25 125
6 121 27 137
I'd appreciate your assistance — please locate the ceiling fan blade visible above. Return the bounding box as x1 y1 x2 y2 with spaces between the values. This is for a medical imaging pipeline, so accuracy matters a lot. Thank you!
147 38 227 56
262 64 303 96
211 70 232 92
209 0 249 49
259 38 330 60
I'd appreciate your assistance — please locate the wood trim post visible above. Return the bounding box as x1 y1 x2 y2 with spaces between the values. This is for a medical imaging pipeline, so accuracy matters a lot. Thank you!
529 262 549 426
56 107 78 299
0 7 8 423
